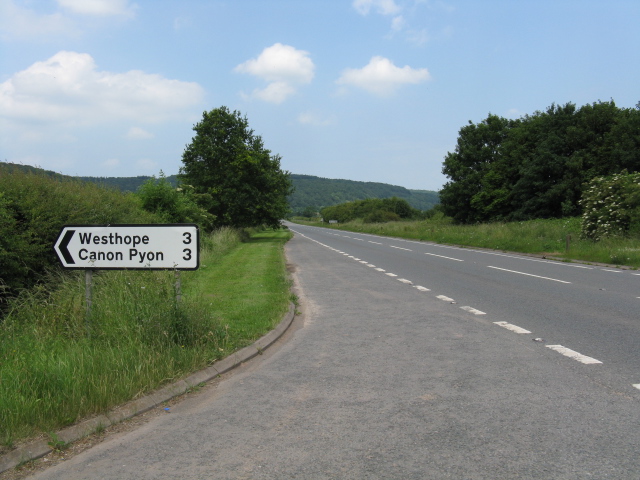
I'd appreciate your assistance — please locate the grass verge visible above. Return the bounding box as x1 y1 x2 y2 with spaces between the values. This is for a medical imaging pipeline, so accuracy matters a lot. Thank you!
294 217 640 268
0 227 292 450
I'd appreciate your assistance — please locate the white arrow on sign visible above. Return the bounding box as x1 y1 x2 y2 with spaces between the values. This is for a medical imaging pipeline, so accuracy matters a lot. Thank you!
53 224 199 270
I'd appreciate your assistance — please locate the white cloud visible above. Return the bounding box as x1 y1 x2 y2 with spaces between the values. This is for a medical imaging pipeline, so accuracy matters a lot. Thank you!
135 158 157 171
126 126 154 139
0 51 204 126
235 43 315 104
353 0 401 16
0 0 75 39
297 112 336 126
336 56 430 97
56 0 136 18
102 158 121 169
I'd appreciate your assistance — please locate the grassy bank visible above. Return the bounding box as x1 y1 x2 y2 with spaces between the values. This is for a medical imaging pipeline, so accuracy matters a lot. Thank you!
294 217 640 268
0 227 292 450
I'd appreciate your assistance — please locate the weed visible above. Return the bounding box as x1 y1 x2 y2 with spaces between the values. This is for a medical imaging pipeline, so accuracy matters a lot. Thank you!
46 432 68 452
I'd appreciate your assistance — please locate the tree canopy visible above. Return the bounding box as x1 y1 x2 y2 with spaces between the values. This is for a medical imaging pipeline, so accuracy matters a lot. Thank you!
440 101 640 223
179 107 293 229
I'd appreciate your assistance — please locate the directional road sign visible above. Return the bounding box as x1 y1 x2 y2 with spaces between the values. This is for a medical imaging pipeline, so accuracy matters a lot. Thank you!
53 224 199 270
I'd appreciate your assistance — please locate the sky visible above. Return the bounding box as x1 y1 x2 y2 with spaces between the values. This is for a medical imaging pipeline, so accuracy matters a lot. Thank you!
1 1 639 192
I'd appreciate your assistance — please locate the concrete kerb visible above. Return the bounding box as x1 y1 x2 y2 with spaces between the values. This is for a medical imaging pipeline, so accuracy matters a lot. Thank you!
0 302 296 475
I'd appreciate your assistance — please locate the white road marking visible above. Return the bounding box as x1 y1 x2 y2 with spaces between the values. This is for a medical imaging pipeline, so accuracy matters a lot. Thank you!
633 384 640 391
487 266 571 284
460 306 486 315
386 273 398 277
601 269 623 273
414 286 430 292
367 264 376 267
368 241 383 245
359 260 368 264
390 245 412 251
493 321 530 334
375 268 386 272
424 252 464 262
353 258 361 261
546 345 602 364
398 278 413 284
436 295 455 302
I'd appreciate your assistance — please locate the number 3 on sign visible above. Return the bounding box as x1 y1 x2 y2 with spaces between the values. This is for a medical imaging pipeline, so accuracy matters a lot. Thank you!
182 232 192 260
183 248 192 261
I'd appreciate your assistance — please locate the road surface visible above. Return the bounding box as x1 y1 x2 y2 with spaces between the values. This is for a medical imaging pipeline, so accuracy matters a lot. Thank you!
28 223 640 479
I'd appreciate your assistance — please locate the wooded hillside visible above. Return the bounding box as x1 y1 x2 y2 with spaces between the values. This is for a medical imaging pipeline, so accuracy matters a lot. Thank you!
0 164 439 215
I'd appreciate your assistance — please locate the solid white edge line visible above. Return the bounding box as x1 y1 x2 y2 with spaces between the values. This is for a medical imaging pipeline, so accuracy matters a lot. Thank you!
546 345 602 364
487 266 571 284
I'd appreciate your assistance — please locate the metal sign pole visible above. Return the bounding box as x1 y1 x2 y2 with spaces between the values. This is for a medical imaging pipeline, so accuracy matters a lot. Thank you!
85 269 93 337
175 270 182 304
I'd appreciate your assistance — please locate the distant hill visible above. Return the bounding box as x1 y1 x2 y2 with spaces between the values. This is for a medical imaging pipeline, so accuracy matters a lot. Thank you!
287 174 439 214
0 163 439 214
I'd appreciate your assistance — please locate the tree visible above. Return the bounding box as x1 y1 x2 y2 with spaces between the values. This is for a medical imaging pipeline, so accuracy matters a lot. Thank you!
180 107 293 229
439 114 514 223
136 172 215 231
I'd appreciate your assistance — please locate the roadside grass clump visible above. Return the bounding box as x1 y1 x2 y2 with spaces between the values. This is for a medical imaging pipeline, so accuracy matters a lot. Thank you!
0 227 292 449
297 216 640 268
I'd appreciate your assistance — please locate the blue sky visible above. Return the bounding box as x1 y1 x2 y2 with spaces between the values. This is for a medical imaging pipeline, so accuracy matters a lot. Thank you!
1 0 638 191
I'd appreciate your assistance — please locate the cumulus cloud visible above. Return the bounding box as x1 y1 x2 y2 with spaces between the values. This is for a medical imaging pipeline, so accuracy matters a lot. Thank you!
126 126 154 139
235 43 315 103
297 112 336 127
0 51 204 126
353 0 401 16
56 0 137 18
336 56 430 97
0 0 74 38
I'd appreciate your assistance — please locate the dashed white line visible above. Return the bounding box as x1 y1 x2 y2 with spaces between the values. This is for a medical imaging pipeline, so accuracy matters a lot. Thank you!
487 266 571 284
601 269 623 273
397 278 413 284
368 241 383 245
390 245 412 251
633 384 640 391
493 321 530 334
424 253 464 262
436 295 455 302
460 306 486 315
386 273 398 277
375 268 386 272
546 345 602 365
414 286 430 292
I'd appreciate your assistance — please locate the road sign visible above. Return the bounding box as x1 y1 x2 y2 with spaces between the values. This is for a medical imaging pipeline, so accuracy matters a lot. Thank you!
53 224 199 270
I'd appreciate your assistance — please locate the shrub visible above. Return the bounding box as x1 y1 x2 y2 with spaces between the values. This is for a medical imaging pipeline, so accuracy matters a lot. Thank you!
579 171 640 240
136 172 215 231
0 169 160 305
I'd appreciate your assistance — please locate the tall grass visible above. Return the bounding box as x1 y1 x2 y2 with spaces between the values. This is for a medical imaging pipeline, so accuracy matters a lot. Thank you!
299 217 640 268
0 227 292 449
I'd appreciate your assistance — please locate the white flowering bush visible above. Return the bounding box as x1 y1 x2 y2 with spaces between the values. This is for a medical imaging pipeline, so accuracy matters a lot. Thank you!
579 172 640 241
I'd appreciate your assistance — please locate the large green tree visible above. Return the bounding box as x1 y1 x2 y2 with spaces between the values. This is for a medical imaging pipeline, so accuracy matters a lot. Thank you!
180 107 293 229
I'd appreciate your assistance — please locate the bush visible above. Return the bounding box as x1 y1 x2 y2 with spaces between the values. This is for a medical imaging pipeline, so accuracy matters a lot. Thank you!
136 172 215 231
0 169 161 305
579 171 640 240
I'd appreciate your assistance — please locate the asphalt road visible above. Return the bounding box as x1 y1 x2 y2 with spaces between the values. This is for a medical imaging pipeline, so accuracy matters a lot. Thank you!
28 223 640 479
